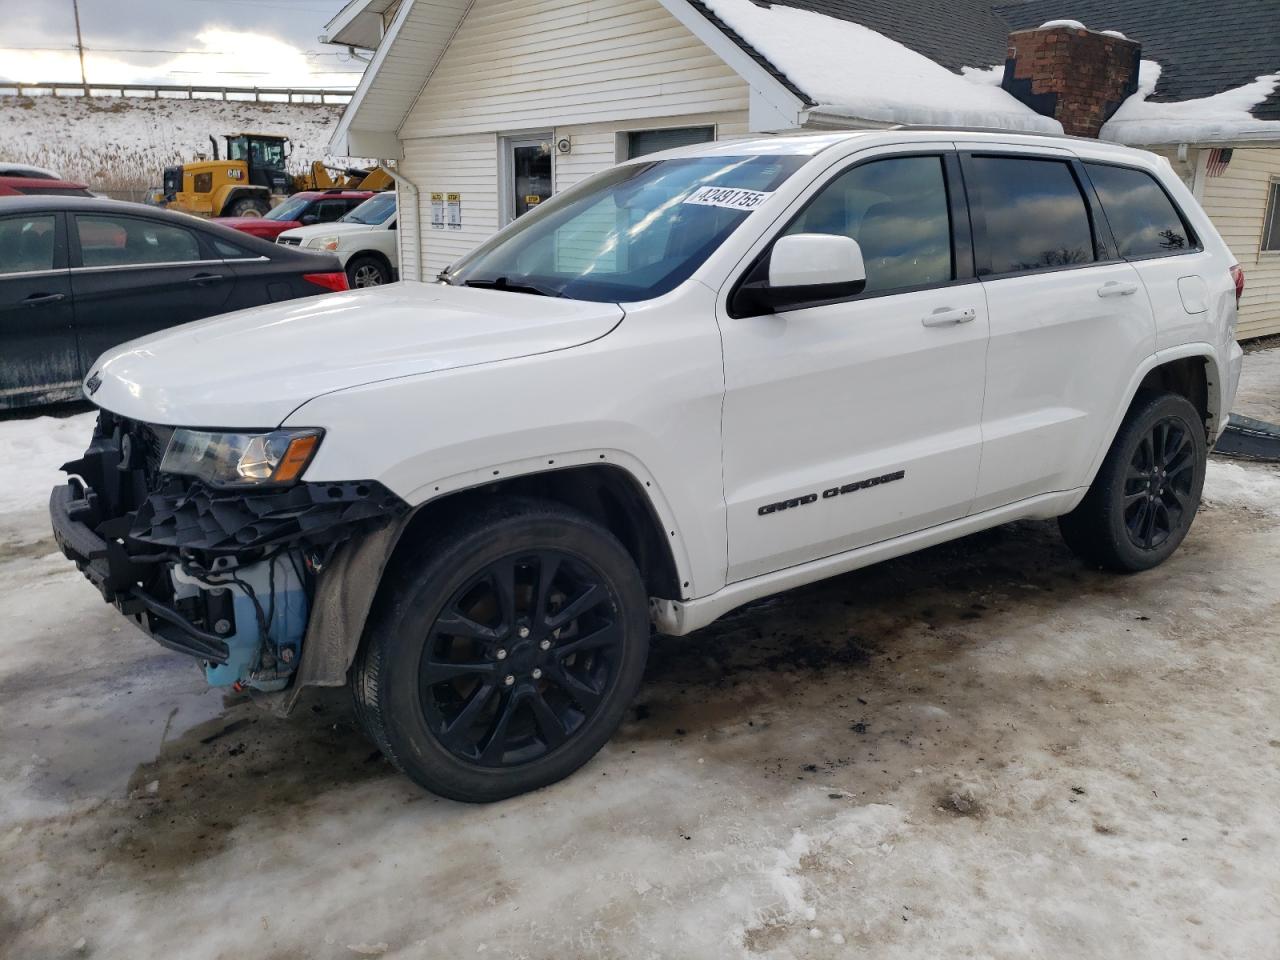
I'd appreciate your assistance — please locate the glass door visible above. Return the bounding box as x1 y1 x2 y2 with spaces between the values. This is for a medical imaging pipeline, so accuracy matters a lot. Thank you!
505 135 553 223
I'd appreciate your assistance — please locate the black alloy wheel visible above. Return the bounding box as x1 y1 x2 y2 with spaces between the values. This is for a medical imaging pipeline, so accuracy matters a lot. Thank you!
1122 416 1197 550
422 549 624 767
1059 391 1207 572
353 499 649 802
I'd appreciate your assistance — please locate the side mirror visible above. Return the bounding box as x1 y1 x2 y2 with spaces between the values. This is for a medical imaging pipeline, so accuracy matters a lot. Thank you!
733 233 866 315
300 214 318 225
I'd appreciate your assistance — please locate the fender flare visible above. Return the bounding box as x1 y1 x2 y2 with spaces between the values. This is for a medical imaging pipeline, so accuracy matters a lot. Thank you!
271 450 695 714
1075 343 1222 500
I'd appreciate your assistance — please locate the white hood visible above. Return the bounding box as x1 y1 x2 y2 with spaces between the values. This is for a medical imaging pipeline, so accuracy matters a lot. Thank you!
278 220 382 242
88 282 624 427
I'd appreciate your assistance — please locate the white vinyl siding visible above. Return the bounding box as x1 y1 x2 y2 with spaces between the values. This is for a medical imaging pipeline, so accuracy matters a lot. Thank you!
401 134 500 277
398 0 748 140
394 0 754 278
1198 148 1280 340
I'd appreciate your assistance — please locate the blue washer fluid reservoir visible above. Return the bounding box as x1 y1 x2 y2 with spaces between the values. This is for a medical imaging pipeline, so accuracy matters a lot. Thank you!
172 554 308 692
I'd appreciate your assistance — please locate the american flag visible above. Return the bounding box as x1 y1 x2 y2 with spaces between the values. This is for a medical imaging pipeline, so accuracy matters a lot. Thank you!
1206 148 1234 177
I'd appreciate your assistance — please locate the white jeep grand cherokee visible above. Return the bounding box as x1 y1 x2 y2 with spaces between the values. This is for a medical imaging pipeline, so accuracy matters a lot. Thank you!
51 131 1245 802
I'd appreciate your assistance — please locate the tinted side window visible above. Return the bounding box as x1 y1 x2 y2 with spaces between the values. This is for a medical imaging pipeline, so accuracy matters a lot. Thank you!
213 237 255 259
0 215 57 274
316 200 349 223
785 155 953 293
969 157 1095 275
1085 163 1193 258
77 216 201 267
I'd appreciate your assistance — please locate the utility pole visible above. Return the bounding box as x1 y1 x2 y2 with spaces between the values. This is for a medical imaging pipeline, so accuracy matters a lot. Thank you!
72 0 88 96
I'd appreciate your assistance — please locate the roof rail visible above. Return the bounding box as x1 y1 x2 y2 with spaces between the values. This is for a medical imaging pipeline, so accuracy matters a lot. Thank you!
884 124 1105 144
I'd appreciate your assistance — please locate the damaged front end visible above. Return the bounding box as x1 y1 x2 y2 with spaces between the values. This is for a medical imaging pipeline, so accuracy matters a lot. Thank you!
50 411 407 696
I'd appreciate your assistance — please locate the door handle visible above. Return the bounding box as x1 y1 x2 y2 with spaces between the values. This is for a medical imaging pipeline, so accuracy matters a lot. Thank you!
188 273 225 286
22 292 65 307
1098 281 1139 298
921 307 976 327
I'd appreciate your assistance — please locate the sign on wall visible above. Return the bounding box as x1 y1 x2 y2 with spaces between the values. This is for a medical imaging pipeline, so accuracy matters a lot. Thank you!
446 193 462 229
430 192 445 229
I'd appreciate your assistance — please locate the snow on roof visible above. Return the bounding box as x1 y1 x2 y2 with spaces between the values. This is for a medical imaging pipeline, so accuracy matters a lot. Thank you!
698 0 1062 133
1102 60 1280 145
1038 19 1086 30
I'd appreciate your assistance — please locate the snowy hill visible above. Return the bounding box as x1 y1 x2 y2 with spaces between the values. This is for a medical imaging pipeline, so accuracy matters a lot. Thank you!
0 95 352 200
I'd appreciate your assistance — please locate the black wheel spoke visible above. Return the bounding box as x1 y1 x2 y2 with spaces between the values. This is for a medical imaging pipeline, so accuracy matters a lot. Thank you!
1140 500 1158 548
546 582 604 631
422 658 498 684
479 690 523 764
435 611 503 643
490 559 518 630
528 691 569 748
554 620 623 658
1123 489 1148 508
545 661 604 712
1165 446 1194 480
438 682 498 750
533 553 562 625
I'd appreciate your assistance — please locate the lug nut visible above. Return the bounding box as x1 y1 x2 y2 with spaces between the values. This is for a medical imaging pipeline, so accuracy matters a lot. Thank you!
531 668 542 680
496 649 507 660
504 675 515 686
539 639 551 650
518 626 530 638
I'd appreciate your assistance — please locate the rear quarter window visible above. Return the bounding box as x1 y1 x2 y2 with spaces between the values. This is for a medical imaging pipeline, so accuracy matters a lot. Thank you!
1085 162 1195 258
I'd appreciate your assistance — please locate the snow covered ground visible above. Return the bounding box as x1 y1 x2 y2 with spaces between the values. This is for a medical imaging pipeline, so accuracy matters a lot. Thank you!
1 354 1278 959
0 95 349 199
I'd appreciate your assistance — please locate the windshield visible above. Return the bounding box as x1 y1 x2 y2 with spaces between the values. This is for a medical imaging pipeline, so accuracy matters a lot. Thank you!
341 193 396 224
446 154 808 302
264 195 311 221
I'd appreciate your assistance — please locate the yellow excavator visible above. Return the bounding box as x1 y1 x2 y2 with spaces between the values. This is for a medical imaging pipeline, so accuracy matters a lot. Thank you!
161 133 391 218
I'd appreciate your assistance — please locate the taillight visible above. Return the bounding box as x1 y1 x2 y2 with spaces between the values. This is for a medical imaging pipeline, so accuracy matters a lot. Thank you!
1230 264 1245 307
303 271 349 292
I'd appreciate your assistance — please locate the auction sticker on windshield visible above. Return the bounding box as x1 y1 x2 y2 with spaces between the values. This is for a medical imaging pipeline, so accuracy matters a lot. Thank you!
682 186 772 211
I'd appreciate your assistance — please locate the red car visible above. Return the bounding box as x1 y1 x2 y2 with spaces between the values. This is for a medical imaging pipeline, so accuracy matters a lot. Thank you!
0 175 93 197
215 190 377 240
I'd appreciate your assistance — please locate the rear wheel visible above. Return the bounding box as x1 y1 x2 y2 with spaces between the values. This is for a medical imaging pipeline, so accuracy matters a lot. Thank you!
226 196 268 217
353 499 649 802
1059 392 1207 571
346 255 391 288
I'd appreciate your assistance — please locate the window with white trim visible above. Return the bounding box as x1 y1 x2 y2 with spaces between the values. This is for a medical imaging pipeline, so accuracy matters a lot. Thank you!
1262 179 1280 253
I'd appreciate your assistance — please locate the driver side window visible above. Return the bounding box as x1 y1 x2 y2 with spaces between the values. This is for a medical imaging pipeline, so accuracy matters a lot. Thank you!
786 155 953 294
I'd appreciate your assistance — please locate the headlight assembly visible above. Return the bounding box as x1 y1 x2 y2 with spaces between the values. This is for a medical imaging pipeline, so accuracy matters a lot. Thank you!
160 428 323 487
308 235 341 252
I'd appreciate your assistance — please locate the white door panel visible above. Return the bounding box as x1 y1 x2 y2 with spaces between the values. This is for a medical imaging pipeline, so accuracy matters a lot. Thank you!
721 284 989 582
974 263 1155 511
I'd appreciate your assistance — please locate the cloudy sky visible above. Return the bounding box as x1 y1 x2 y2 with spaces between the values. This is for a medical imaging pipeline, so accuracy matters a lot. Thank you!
0 0 367 88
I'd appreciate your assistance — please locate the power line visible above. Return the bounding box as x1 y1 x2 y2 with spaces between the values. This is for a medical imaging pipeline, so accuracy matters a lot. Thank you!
0 44 360 58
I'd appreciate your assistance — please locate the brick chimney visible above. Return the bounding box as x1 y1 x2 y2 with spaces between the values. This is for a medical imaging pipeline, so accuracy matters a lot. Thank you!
1001 21 1142 138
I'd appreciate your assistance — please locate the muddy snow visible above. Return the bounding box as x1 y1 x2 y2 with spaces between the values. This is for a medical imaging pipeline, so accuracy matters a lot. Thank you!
2 355 1278 960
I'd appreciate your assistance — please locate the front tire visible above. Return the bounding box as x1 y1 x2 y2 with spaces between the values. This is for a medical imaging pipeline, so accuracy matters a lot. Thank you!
226 196 268 217
353 499 649 802
1059 392 1207 572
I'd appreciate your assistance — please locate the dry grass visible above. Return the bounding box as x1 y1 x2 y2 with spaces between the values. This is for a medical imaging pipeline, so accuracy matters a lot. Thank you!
1 95 346 201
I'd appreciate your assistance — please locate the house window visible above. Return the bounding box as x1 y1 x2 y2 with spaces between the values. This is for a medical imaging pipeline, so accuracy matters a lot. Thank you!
1263 179 1280 253
625 126 715 160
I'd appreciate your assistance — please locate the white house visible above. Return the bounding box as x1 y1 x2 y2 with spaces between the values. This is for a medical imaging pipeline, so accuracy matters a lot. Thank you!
323 0 1280 338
